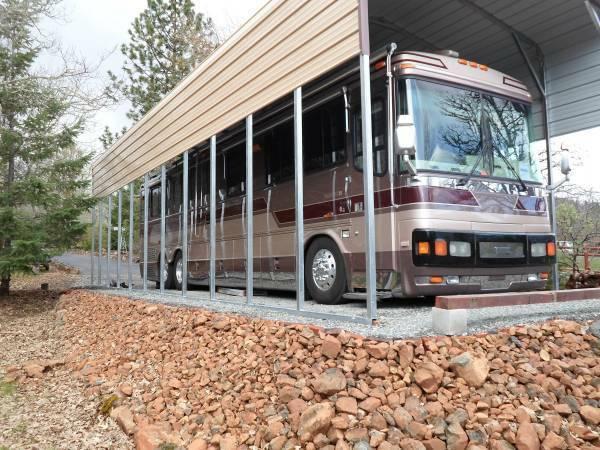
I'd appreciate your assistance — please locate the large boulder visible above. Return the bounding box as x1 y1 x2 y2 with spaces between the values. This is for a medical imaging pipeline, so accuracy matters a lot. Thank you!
450 352 490 387
414 362 444 393
298 402 335 442
313 368 347 396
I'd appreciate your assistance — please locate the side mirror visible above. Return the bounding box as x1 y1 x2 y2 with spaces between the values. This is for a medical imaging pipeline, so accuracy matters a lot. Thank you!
560 150 571 176
396 115 416 153
396 115 417 176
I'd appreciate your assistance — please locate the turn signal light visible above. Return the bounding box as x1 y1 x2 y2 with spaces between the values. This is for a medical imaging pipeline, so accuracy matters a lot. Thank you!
434 239 448 256
546 242 556 257
430 276 444 284
417 242 430 255
539 272 549 280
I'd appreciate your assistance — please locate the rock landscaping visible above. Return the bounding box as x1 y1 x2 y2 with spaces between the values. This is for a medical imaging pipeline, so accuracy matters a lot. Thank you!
4 290 600 449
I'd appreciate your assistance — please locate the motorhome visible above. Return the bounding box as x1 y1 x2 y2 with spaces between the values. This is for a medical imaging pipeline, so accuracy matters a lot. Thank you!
141 48 556 304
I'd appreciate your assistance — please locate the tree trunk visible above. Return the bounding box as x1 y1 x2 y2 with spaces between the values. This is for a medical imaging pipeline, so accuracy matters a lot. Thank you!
0 276 10 297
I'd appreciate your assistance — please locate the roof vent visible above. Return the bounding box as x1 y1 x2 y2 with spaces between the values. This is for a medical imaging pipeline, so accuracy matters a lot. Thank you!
435 50 460 58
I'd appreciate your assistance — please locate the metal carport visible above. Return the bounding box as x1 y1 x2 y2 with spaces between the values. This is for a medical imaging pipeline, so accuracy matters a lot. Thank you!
90 0 600 322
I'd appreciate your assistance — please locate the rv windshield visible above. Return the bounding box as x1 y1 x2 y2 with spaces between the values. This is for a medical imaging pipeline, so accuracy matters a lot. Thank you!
397 78 543 184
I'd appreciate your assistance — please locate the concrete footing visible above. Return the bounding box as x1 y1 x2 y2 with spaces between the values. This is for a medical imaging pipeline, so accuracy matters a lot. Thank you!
432 307 468 335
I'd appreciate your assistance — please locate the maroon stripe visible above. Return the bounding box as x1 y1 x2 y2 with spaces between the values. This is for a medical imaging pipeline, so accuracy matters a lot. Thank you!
274 186 478 224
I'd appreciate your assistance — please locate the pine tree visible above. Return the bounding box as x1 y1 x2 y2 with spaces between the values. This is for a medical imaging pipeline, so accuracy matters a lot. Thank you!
108 0 219 122
0 0 95 295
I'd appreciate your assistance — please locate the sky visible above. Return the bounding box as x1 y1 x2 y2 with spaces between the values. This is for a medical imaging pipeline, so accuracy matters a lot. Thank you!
37 0 599 190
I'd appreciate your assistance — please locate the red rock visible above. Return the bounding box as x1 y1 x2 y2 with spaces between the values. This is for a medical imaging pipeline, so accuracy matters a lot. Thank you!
393 406 412 430
219 436 237 450
540 432 566 450
446 421 468 450
369 360 390 378
321 335 342 359
119 383 133 396
401 438 427 450
345 427 368 442
134 423 182 450
407 421 429 439
23 363 44 378
364 342 389 359
414 362 444 393
398 343 414 368
450 352 489 387
313 368 347 396
423 438 446 450
110 406 136 435
358 397 381 413
298 403 335 442
288 398 308 415
279 385 301 403
515 422 540 450
553 404 571 416
580 405 600 425
269 436 287 450
168 378 182 389
335 397 358 415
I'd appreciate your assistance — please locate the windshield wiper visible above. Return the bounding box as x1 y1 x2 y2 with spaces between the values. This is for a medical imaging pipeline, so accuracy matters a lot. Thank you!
457 143 484 187
491 146 528 192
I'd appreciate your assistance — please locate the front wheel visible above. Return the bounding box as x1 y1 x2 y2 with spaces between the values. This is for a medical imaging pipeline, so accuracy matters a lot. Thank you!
156 253 174 290
173 251 184 290
305 237 347 305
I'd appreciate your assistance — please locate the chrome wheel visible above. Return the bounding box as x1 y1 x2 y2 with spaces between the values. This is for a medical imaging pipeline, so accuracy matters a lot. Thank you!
175 257 183 285
311 249 336 291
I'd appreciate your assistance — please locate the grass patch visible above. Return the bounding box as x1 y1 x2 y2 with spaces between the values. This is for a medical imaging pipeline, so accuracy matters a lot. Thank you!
0 379 16 397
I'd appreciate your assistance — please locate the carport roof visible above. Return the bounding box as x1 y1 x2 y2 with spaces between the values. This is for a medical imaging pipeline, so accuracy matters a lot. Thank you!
92 0 600 195
369 0 600 139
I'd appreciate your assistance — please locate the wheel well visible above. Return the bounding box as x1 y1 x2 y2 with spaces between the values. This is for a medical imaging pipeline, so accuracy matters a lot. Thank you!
304 233 350 291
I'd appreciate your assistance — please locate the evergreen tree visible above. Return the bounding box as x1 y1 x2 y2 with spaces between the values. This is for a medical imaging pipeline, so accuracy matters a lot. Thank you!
0 0 95 295
108 0 219 122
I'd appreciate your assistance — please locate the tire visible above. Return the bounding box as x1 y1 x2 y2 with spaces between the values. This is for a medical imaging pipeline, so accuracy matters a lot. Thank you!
173 251 184 291
156 253 175 290
305 237 347 305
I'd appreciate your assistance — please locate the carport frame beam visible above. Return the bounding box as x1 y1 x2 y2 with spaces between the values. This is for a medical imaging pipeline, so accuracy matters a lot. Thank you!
160 165 166 293
143 173 149 291
106 195 112 287
246 116 254 305
294 87 305 311
209 136 217 301
117 189 122 287
182 150 189 296
128 181 134 291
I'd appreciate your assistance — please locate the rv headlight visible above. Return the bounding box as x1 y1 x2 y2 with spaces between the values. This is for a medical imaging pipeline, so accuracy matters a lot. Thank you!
531 242 547 257
449 241 471 257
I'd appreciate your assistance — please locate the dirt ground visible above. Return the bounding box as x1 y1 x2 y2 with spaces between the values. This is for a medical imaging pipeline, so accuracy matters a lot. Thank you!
2 268 600 450
0 269 132 450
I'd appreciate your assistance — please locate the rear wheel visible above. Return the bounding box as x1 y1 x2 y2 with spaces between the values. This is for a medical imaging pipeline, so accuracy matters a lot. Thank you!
173 251 184 290
305 237 347 305
156 253 175 289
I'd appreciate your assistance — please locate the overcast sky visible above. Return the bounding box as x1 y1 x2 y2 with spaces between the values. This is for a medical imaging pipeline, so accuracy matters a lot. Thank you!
39 0 598 189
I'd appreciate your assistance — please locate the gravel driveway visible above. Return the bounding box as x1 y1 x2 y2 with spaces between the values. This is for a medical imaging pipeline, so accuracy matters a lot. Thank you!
57 252 600 340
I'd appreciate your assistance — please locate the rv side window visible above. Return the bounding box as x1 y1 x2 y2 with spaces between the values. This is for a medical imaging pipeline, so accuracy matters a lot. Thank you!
167 170 182 215
196 159 209 208
263 120 294 185
225 144 246 197
353 98 387 176
150 186 161 218
304 96 347 172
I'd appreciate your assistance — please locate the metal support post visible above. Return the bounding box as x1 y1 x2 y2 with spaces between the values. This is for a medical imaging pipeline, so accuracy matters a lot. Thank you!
246 115 254 304
182 151 189 296
117 190 122 287
129 182 134 290
160 165 166 293
107 195 112 287
209 136 217 301
294 88 305 311
143 174 149 291
513 32 559 290
91 207 95 286
98 204 103 285
359 53 378 321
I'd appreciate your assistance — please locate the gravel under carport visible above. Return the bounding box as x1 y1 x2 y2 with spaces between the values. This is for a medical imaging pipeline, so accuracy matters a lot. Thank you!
87 285 600 340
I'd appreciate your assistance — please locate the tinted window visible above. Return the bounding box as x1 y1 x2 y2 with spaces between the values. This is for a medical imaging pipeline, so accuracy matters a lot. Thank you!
150 186 161 218
354 98 387 176
224 144 246 197
261 120 294 185
167 170 182 215
304 96 346 172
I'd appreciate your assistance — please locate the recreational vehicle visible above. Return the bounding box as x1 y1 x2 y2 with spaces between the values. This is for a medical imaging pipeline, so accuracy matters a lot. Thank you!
141 48 556 304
